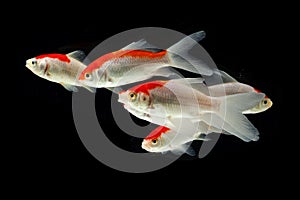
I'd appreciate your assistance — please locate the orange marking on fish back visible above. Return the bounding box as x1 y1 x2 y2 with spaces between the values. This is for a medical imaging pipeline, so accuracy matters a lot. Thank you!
36 54 70 63
79 51 123 80
145 126 170 140
130 80 167 95
79 49 167 80
119 49 167 58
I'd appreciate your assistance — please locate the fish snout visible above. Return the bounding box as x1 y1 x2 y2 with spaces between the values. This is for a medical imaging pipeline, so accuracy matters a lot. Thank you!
141 140 151 151
25 59 33 68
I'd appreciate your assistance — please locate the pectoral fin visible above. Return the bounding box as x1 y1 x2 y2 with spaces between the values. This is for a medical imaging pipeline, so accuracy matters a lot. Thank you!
82 86 96 93
60 83 78 92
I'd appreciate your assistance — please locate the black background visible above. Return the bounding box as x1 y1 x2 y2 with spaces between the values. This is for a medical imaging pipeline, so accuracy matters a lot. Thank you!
12 4 286 195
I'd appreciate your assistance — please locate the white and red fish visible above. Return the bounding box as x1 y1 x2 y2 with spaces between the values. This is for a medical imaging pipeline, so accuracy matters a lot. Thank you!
141 121 219 156
213 70 273 114
25 51 95 92
78 31 213 88
118 78 265 142
190 81 272 114
142 126 197 156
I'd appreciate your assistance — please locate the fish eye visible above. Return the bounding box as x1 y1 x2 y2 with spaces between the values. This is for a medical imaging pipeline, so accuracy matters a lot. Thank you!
85 73 91 79
263 100 268 105
128 92 137 101
151 139 158 145
31 60 37 65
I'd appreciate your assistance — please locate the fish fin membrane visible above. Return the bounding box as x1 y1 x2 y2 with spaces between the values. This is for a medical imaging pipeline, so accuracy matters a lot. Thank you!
83 86 96 93
67 50 86 62
201 113 252 142
60 83 78 92
121 39 158 50
171 142 195 156
218 92 265 142
167 31 213 76
213 70 238 83
105 87 123 94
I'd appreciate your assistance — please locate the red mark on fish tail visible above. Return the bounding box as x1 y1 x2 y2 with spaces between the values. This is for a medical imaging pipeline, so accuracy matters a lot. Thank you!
130 81 167 95
145 126 170 140
36 54 70 63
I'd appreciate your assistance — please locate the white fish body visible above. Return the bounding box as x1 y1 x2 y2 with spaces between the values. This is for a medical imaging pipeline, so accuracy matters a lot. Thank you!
25 51 95 92
119 78 265 142
78 31 213 88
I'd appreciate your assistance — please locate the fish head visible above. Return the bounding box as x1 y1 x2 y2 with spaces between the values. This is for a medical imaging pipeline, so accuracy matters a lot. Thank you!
118 89 152 112
141 126 171 153
118 81 166 111
25 57 48 77
78 65 100 87
257 97 273 112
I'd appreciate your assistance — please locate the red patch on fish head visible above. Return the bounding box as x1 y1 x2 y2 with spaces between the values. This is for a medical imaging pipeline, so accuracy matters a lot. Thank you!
36 54 70 63
78 67 93 80
254 88 268 98
145 126 170 140
129 81 167 95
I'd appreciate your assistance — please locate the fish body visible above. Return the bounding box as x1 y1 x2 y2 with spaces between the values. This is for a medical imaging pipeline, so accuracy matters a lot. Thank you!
78 31 213 88
25 51 95 92
216 70 273 114
119 78 265 142
142 126 196 155
142 122 218 156
199 82 272 114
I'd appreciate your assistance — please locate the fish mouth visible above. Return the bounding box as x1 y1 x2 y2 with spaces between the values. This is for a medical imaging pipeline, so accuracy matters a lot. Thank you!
141 141 151 151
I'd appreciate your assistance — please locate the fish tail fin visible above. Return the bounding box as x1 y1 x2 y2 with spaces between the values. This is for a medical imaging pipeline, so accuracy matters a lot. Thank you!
167 31 213 76
216 92 265 142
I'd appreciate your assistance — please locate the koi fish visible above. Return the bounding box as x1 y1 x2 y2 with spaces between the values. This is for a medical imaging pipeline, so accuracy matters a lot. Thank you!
191 81 272 114
214 70 273 114
78 31 213 88
142 126 197 156
25 51 95 92
141 120 222 156
118 78 265 142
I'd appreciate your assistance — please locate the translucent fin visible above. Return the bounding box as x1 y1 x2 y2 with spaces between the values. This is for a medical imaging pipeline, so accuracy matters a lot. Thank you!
215 70 238 83
217 92 265 142
67 50 86 62
60 83 78 92
166 78 212 96
152 68 178 78
201 113 252 142
121 39 158 50
82 85 96 93
171 142 195 156
105 87 123 94
169 78 205 85
167 31 213 76
194 133 211 141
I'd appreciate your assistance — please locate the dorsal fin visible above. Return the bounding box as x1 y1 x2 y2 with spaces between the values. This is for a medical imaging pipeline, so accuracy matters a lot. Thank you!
168 78 208 93
121 39 158 50
67 50 86 62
